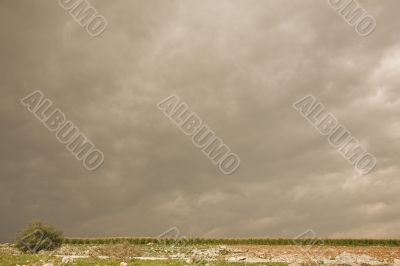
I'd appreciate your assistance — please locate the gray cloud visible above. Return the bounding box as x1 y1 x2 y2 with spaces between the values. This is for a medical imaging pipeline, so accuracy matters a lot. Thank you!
1 0 400 242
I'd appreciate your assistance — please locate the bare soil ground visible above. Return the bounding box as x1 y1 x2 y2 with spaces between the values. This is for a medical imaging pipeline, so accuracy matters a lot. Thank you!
233 245 400 261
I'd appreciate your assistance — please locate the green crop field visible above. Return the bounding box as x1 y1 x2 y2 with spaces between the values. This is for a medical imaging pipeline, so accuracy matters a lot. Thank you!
62 237 400 246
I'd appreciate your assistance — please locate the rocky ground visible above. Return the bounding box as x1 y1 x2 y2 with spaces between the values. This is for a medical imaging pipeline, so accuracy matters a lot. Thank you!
1 243 400 265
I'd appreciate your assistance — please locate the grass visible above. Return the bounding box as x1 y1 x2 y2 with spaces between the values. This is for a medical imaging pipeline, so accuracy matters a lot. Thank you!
67 259 287 266
0 254 288 266
63 237 400 246
0 254 60 266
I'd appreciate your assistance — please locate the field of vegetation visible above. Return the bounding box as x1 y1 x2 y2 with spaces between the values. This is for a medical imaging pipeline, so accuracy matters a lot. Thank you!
63 237 400 246
3 222 400 265
2 242 400 266
0 253 286 266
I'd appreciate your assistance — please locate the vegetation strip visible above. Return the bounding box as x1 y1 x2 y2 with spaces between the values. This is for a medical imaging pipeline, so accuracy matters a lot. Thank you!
62 238 400 246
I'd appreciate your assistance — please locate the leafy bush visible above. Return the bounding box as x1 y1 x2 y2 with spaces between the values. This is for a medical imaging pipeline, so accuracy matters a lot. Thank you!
15 220 64 253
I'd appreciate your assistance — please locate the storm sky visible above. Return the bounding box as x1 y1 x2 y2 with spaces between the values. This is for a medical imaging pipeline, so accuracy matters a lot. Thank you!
1 0 400 242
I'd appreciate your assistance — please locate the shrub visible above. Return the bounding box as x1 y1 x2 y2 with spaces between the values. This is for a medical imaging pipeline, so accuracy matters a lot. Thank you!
15 220 64 253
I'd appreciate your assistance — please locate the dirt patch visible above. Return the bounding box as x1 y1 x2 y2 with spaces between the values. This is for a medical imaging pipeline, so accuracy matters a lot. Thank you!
233 245 400 260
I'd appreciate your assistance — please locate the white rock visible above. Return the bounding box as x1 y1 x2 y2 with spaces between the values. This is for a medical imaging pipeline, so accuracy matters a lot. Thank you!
42 264 54 266
61 257 74 263
332 252 382 265
227 257 237 262
120 262 128 266
227 256 247 262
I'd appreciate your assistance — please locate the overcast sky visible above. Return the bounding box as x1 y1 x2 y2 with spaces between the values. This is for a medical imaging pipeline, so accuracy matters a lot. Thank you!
1 0 400 242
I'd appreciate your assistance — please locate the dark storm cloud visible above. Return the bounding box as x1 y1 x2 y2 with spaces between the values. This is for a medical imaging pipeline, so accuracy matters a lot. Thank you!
1 0 400 242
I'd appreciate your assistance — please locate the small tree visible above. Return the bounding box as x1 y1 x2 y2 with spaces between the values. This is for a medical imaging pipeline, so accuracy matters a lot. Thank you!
15 220 64 253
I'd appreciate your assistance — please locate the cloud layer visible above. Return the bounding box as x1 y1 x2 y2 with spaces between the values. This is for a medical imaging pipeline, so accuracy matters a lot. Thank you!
1 0 400 242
